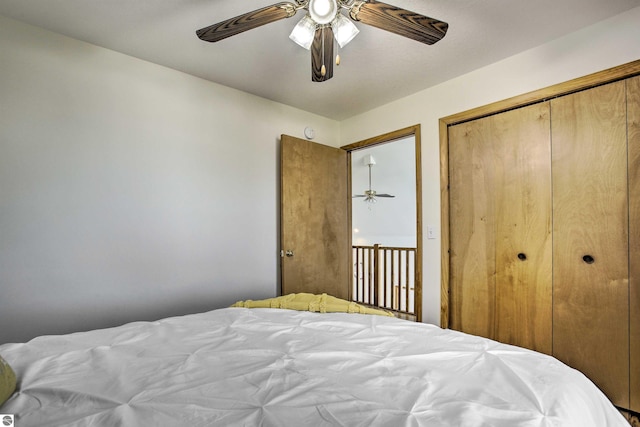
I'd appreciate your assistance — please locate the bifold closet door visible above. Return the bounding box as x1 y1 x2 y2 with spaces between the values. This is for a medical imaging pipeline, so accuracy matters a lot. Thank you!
629 75 640 413
449 116 497 339
551 80 629 408
491 103 552 354
449 102 552 352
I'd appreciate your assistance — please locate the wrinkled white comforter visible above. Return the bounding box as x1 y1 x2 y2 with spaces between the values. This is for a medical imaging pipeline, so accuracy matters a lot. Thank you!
0 308 627 426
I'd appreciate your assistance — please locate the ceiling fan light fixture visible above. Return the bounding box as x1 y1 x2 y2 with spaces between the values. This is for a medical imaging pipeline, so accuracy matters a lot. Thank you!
309 0 338 25
364 191 377 203
289 14 316 50
332 13 359 48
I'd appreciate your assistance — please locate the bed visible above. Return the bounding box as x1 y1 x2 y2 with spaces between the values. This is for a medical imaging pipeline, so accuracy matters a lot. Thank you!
0 299 628 426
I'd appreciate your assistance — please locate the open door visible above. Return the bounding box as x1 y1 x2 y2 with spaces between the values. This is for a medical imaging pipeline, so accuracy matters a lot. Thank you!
280 135 349 299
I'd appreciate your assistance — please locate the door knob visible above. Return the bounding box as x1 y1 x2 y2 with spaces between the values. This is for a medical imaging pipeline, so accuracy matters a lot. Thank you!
285 250 294 257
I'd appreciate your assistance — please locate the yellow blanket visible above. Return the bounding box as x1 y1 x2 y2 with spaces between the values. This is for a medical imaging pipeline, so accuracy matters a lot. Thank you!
0 354 16 405
231 293 394 317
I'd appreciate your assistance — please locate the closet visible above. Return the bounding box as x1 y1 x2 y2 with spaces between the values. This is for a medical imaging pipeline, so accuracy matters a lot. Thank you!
444 66 640 412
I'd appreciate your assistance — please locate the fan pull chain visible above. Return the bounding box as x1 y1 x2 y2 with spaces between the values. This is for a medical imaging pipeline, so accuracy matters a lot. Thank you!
334 23 341 66
321 26 326 77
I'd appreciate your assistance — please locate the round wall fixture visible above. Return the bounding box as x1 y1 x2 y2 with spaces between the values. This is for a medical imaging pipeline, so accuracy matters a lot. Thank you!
304 126 315 139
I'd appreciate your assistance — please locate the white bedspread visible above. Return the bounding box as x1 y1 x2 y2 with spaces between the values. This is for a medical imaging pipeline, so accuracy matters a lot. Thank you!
0 308 627 426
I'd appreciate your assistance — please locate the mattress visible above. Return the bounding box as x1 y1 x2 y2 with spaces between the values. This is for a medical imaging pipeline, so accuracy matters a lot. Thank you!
0 307 628 426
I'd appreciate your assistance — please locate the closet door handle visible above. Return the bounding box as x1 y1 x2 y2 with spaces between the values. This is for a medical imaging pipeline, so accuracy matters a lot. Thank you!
517 253 527 261
582 255 595 264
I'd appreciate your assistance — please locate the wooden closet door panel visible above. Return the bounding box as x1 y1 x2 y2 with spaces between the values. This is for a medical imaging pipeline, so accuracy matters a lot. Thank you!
629 75 640 413
492 103 553 354
551 81 629 407
448 120 496 339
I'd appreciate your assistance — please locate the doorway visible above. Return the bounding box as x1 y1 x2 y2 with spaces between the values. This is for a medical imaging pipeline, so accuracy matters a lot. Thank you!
341 125 422 321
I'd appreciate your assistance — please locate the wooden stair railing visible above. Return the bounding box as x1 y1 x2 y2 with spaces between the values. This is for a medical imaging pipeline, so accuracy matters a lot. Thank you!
352 244 416 318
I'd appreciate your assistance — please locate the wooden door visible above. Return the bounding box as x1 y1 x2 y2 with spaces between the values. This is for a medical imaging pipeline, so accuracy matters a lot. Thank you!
449 117 497 339
551 81 629 408
492 102 552 354
280 135 350 300
448 103 552 352
628 75 640 413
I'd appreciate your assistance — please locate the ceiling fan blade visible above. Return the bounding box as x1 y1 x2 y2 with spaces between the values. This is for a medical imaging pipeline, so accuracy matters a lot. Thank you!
349 0 448 45
311 26 334 82
196 3 297 43
375 194 395 198
353 195 367 198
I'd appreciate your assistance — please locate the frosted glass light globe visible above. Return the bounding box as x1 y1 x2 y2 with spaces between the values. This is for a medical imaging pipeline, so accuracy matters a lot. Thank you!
309 0 338 25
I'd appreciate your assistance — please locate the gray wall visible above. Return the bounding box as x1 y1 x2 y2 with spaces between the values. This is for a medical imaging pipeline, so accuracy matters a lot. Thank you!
351 136 417 248
0 15 339 344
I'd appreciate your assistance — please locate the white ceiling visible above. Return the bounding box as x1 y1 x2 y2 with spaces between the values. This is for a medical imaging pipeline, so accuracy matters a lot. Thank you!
1 0 639 120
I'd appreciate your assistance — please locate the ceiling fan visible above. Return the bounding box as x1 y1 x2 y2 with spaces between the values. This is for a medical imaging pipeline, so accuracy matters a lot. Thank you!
196 0 448 82
353 155 395 203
